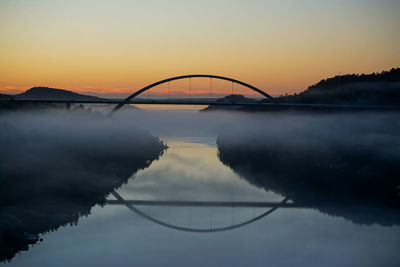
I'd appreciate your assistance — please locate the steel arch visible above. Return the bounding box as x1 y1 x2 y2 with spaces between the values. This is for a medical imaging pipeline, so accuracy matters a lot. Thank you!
109 74 278 115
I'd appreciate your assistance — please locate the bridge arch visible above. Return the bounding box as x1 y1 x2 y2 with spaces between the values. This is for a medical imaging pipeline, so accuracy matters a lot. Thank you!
109 74 278 115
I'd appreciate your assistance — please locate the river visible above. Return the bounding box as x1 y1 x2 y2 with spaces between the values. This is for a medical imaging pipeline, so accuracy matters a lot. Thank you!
7 139 400 266
3 108 400 266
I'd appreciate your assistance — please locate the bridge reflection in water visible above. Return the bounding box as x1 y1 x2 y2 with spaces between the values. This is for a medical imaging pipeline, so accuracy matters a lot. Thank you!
108 190 290 233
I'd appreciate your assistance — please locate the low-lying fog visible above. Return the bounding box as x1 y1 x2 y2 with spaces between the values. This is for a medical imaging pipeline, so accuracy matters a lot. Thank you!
1 106 399 265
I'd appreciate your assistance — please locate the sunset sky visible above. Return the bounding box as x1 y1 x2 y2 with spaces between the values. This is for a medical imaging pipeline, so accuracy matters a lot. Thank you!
1 0 399 96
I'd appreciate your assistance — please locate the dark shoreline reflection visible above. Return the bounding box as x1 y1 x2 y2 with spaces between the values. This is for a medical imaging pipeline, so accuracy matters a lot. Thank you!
0 112 166 262
217 113 400 226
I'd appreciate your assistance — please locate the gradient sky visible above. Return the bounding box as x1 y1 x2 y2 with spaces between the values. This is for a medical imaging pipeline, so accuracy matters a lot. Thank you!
1 0 399 96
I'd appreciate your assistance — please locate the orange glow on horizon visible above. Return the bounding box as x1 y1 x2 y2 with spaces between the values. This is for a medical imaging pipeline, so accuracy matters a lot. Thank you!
1 1 399 96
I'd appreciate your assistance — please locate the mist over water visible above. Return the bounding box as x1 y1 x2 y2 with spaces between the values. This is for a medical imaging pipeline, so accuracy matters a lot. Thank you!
1 108 400 266
216 111 400 225
0 109 166 262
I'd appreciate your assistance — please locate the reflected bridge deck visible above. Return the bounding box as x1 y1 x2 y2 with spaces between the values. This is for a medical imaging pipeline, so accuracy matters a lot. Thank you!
106 199 301 208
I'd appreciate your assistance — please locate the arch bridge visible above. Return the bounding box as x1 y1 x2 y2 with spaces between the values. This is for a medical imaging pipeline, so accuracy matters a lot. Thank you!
7 74 399 113
108 74 279 115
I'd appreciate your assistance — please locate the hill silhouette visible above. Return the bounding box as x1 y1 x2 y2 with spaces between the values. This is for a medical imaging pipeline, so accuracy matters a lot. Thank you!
277 68 400 105
201 94 258 111
1 87 143 112
16 87 105 101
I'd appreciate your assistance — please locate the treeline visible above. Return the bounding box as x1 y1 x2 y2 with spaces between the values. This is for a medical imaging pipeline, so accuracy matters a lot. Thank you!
278 68 400 105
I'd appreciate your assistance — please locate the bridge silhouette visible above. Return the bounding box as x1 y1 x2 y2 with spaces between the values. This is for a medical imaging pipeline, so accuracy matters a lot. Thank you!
108 74 278 115
4 74 400 113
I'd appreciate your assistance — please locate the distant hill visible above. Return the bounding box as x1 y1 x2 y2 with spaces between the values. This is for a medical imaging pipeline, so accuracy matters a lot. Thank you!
1 87 142 112
277 68 400 105
201 94 258 111
15 87 105 101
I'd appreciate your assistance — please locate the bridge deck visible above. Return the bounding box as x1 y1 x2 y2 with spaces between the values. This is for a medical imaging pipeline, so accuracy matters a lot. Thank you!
3 98 400 110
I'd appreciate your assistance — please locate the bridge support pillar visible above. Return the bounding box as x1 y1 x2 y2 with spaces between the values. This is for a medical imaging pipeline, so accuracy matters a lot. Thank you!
66 102 71 111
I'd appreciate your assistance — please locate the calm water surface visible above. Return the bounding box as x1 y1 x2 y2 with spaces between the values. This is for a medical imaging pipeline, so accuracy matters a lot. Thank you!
6 135 400 267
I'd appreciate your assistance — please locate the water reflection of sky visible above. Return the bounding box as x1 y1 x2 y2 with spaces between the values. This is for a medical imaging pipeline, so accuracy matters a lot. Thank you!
7 139 400 267
115 140 282 202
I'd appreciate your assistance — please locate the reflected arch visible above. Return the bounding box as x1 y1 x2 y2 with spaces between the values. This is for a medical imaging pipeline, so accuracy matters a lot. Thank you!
109 74 279 115
111 191 289 233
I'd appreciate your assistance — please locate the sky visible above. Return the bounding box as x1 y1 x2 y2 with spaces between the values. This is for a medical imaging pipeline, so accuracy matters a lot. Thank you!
0 0 399 96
